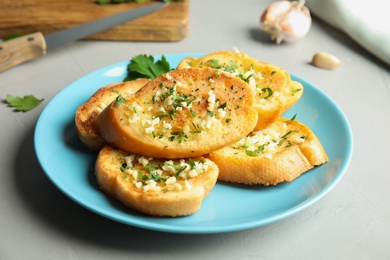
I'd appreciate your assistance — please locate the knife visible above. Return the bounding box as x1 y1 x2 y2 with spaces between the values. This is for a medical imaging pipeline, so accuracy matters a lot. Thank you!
0 2 167 72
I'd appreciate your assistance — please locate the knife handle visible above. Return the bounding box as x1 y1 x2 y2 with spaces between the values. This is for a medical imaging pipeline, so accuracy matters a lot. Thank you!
0 32 47 72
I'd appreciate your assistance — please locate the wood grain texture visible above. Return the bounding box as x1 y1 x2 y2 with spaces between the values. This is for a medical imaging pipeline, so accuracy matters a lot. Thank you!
0 0 188 42
0 32 46 72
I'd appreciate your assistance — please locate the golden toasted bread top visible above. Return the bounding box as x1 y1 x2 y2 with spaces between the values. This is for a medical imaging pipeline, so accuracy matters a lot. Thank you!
96 145 217 194
98 67 258 158
207 116 328 185
178 51 288 99
211 116 328 164
177 50 296 129
95 145 219 216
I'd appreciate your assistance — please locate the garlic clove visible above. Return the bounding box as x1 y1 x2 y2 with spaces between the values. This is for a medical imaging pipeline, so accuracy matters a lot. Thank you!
311 52 342 70
260 0 311 44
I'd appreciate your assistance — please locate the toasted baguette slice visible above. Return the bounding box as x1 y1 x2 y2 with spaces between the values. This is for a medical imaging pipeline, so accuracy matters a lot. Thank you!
206 117 328 186
95 145 219 217
98 67 258 158
75 79 149 151
177 51 303 130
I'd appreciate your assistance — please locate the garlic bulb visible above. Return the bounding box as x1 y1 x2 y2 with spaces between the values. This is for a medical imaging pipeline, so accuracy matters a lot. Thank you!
260 0 311 44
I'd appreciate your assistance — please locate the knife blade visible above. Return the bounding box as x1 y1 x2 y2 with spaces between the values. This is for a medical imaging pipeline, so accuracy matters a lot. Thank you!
0 2 167 72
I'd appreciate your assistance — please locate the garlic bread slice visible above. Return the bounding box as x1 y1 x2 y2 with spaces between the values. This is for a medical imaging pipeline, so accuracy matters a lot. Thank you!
98 67 258 158
206 117 328 186
95 145 219 217
178 50 303 129
75 79 149 151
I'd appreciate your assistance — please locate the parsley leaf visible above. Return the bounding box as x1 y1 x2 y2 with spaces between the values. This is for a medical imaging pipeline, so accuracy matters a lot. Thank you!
6 94 43 112
115 94 127 107
124 54 171 81
285 114 297 123
291 88 302 96
261 87 273 99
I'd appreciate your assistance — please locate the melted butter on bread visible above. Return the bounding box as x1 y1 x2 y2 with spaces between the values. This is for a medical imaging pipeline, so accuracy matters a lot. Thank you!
95 145 219 217
120 153 211 193
177 50 304 130
98 67 258 158
206 117 328 186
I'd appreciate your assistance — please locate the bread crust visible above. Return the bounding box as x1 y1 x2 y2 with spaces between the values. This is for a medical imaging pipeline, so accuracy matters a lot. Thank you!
98 67 258 158
281 79 304 113
75 79 149 151
177 51 303 130
206 117 328 185
95 145 219 217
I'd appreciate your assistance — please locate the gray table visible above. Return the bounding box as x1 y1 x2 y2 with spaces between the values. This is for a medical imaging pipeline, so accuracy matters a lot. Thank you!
1 1 389 259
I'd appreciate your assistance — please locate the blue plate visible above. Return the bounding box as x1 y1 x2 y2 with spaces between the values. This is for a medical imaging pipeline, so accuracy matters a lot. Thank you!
34 53 353 234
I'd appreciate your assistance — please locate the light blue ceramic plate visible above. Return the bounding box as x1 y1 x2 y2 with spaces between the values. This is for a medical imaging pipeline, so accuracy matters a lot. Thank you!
34 53 353 234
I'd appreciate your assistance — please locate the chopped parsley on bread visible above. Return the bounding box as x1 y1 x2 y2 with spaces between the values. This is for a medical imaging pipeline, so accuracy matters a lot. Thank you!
95 145 219 217
206 117 328 185
98 67 258 158
177 50 304 130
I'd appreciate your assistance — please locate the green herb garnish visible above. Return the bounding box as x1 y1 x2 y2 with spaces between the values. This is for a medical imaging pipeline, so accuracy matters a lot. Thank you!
244 144 266 157
286 114 297 123
144 164 157 172
190 109 197 117
176 165 188 177
291 88 302 96
217 102 227 110
5 94 44 112
191 122 201 134
210 59 220 68
280 130 298 139
115 94 127 107
261 88 273 99
124 54 171 81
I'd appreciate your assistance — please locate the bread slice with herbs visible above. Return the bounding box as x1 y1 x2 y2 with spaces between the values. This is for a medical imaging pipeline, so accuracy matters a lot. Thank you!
95 145 219 217
177 50 303 129
75 79 149 151
206 116 328 186
98 67 258 158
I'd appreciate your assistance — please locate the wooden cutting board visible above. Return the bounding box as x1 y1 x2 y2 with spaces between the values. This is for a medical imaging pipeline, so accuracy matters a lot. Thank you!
0 0 188 42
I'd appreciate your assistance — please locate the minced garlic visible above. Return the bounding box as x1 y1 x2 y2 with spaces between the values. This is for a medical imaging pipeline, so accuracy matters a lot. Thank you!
121 155 210 192
234 118 307 157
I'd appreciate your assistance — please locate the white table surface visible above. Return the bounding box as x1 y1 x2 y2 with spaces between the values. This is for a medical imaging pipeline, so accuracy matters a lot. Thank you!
1 0 389 259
